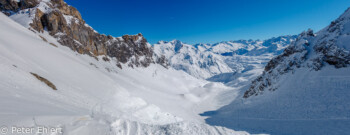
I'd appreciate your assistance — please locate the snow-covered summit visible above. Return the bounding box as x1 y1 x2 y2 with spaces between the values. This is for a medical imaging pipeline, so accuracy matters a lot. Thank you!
154 35 297 79
154 40 233 79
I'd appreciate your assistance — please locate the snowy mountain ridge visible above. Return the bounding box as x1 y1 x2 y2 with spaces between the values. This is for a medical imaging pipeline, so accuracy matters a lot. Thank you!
154 40 233 79
204 7 350 135
154 35 297 79
0 0 252 134
0 12 249 135
2 0 350 135
1 0 165 68
244 8 350 98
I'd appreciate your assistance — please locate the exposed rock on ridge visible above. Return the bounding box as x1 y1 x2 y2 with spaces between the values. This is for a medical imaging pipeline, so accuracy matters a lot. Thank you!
0 0 38 15
244 8 350 98
1 0 164 68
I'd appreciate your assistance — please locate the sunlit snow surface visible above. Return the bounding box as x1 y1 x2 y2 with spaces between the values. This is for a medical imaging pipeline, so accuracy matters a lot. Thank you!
0 13 249 135
153 36 295 79
204 8 350 135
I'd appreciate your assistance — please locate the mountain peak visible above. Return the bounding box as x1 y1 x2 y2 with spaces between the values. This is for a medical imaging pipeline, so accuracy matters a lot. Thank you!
170 39 182 44
1 0 161 68
244 8 350 98
172 39 183 52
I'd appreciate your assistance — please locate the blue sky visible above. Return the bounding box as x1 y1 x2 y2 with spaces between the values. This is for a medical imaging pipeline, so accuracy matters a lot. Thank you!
65 0 350 44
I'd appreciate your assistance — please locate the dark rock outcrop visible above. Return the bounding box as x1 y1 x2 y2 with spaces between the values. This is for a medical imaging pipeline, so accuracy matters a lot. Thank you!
244 7 350 98
2 0 162 68
243 30 312 98
0 0 38 15
30 72 57 90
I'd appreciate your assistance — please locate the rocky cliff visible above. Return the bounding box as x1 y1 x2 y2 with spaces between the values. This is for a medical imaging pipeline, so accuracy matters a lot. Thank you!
243 8 350 98
1 0 164 68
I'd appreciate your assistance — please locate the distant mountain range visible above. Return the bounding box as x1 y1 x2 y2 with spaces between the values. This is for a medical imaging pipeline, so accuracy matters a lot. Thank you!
154 35 297 79
1 0 350 135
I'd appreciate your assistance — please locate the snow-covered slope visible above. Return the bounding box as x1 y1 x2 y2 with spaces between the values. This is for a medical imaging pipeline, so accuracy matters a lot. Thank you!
2 0 160 68
0 13 249 135
204 8 350 135
154 40 233 79
208 36 296 56
154 36 296 79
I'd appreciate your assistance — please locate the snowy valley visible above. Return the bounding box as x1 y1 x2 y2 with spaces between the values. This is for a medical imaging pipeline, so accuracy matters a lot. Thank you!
204 8 350 135
0 11 248 135
153 36 296 80
1 0 350 135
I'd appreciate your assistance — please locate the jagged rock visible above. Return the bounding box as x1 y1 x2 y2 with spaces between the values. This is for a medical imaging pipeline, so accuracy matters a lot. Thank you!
2 0 159 68
30 9 44 32
244 30 313 98
51 0 82 21
156 55 169 68
0 0 19 15
244 9 350 98
19 0 38 9
107 34 154 67
41 10 67 34
0 0 38 15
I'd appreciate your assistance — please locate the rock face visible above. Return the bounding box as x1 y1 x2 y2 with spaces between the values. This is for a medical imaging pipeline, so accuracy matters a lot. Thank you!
243 8 350 98
0 0 38 15
1 0 164 68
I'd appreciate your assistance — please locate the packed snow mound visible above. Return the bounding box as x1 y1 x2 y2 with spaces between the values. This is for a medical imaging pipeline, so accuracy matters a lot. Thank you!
0 12 248 135
204 8 350 135
154 36 296 79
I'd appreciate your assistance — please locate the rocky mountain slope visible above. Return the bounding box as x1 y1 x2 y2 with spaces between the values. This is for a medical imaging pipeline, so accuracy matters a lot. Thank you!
154 35 296 79
0 10 249 135
1 0 164 68
244 11 350 98
204 7 350 135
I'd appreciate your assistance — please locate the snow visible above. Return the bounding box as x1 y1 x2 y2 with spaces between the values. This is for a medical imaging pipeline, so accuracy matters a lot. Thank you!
154 40 233 79
6 0 348 134
211 42 243 54
63 15 79 25
208 54 272 87
0 13 248 135
84 23 98 33
36 0 52 14
8 0 54 28
9 9 35 28
203 8 350 135
205 66 350 135
154 36 296 79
